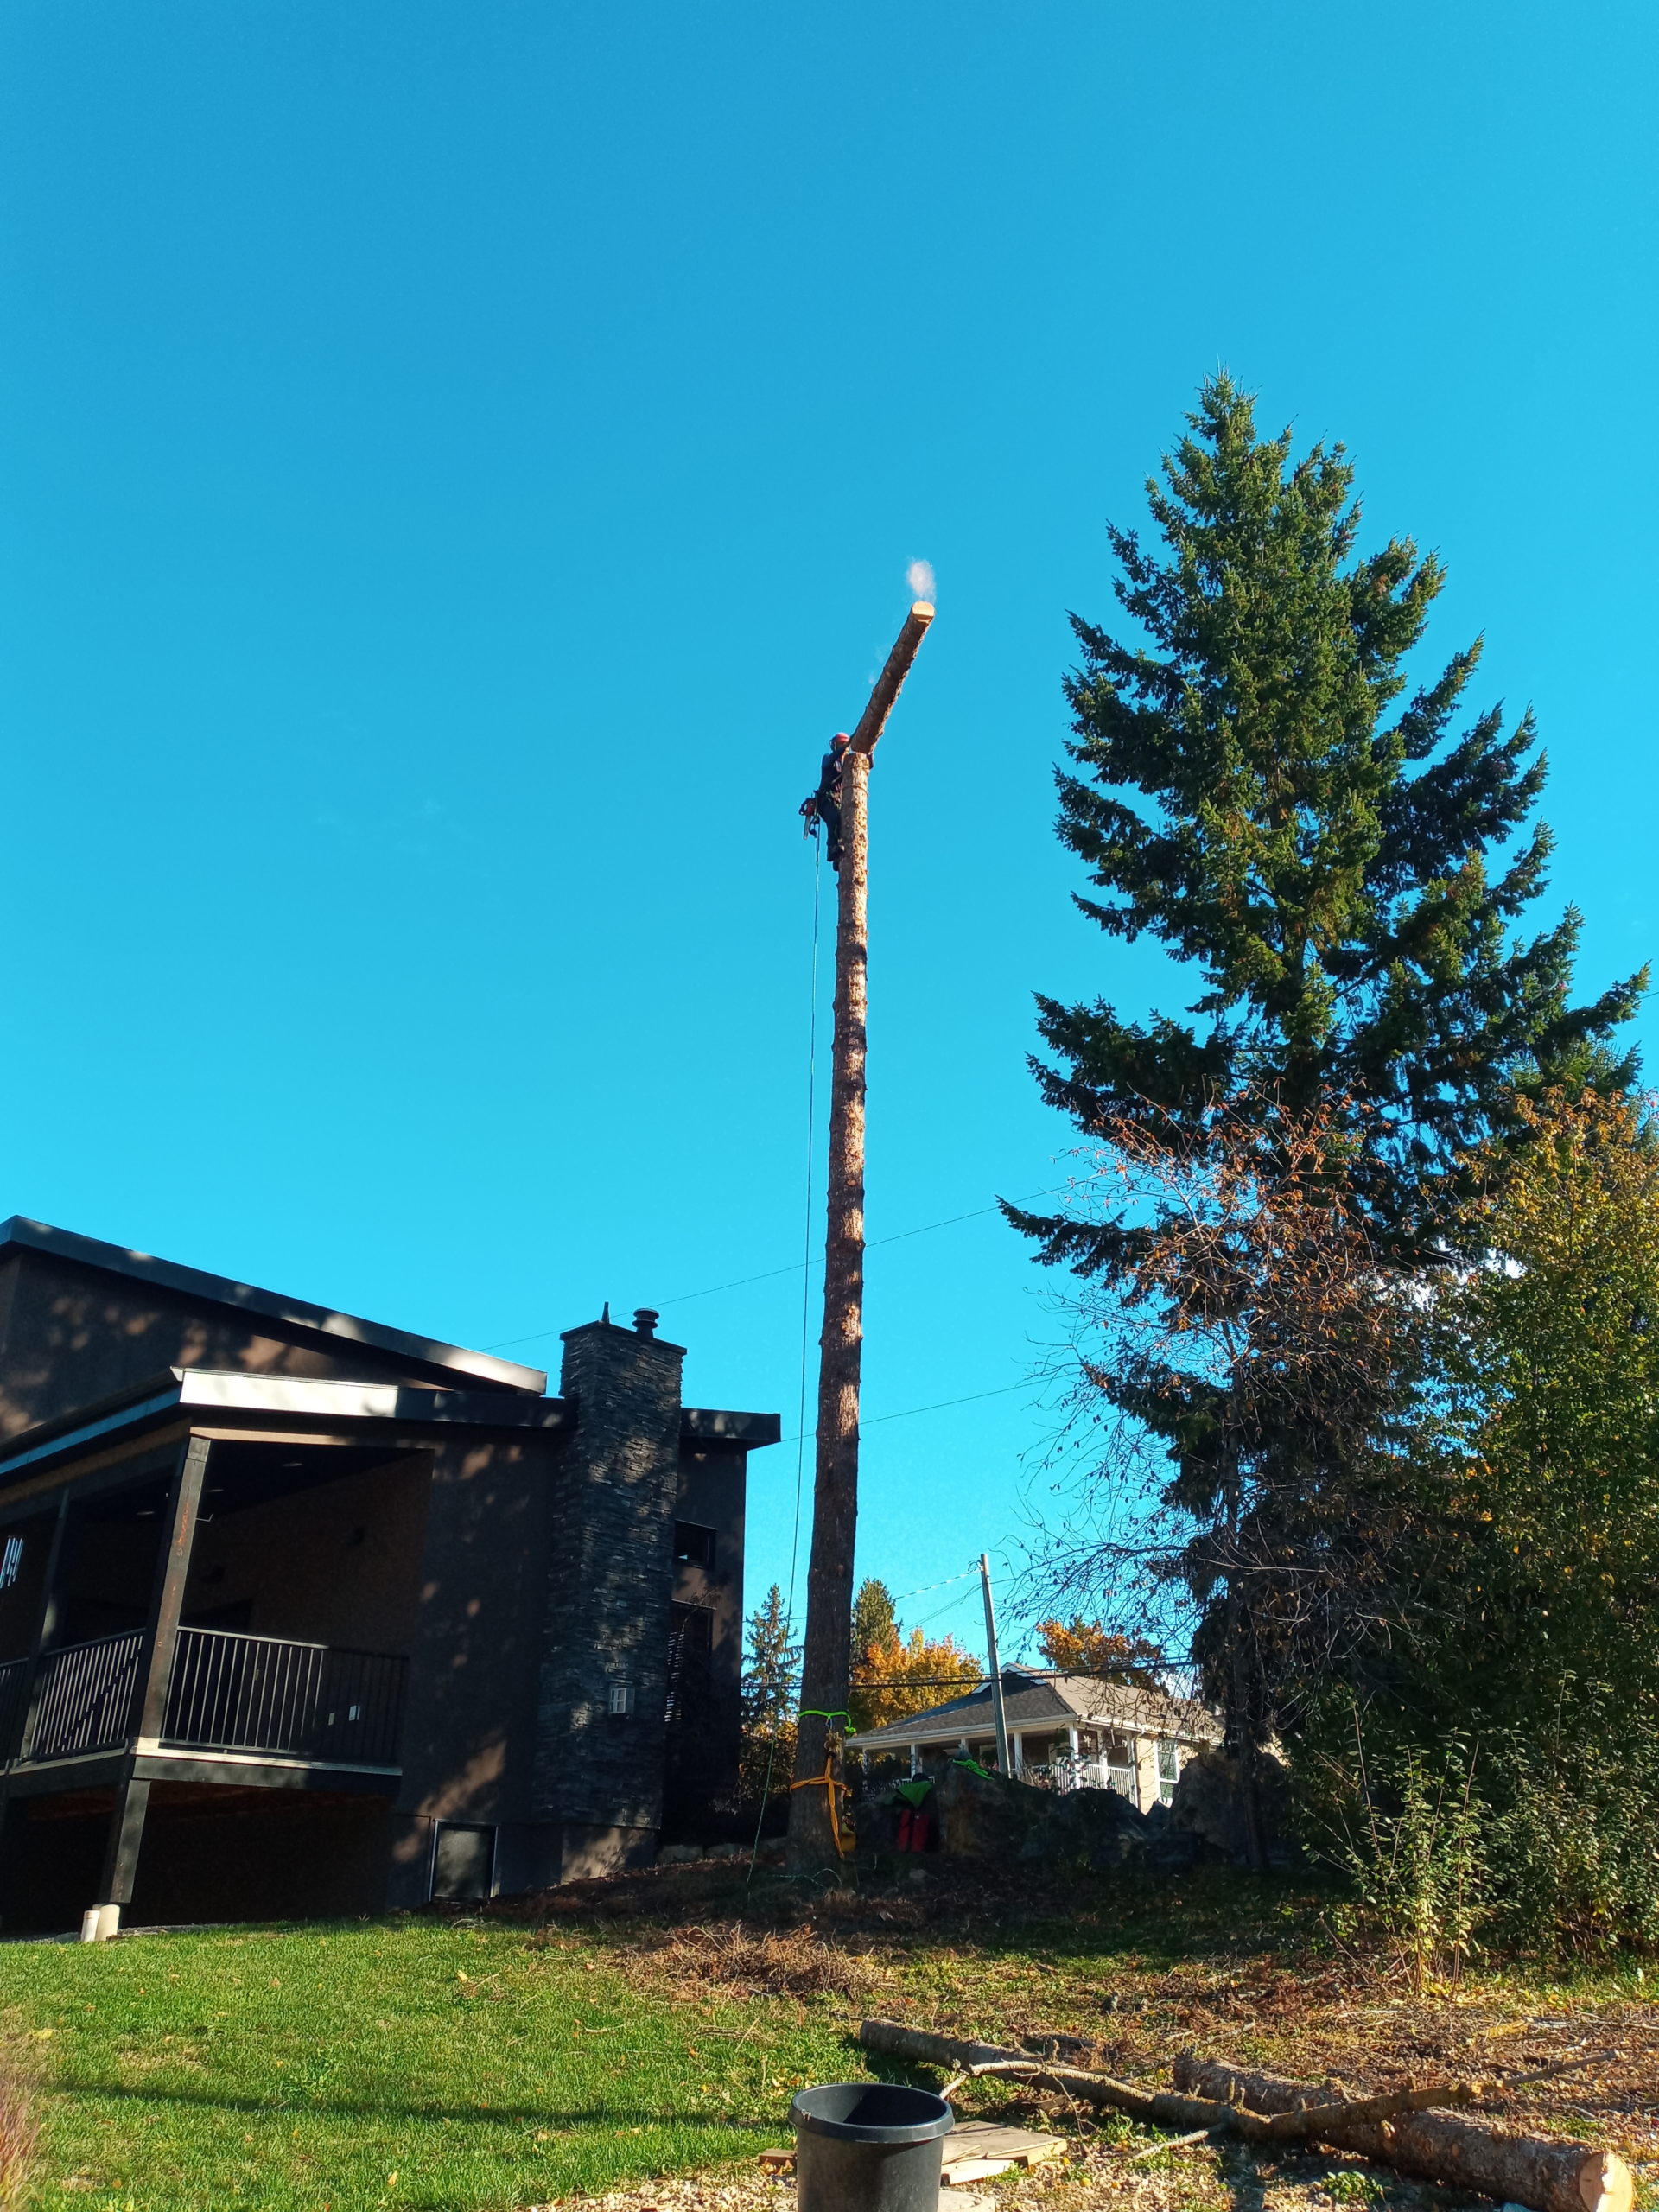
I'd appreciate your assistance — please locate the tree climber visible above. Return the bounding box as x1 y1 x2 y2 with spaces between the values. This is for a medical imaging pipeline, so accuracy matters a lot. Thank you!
799 731 851 869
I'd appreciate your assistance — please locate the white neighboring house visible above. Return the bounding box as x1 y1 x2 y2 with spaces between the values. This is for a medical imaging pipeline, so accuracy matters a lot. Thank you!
846 1668 1223 1809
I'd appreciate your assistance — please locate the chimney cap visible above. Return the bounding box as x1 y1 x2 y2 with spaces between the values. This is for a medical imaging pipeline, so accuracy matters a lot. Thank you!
633 1307 660 1338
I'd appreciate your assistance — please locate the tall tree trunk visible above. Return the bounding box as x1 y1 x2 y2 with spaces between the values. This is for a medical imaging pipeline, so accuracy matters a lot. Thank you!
787 747 868 1870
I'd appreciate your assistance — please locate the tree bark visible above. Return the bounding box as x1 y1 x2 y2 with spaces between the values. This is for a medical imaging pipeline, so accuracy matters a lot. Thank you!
788 746 869 1871
1173 2056 1634 2212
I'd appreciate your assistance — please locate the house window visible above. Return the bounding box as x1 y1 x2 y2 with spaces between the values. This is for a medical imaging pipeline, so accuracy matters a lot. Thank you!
608 1684 637 1718
1158 1739 1179 1805
0 1537 21 1590
673 1521 717 1570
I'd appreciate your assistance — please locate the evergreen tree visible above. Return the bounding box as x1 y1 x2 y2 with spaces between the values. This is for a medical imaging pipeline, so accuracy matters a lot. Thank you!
850 1578 898 1667
1012 376 1642 1270
739 1584 801 1802
1013 378 1644 1834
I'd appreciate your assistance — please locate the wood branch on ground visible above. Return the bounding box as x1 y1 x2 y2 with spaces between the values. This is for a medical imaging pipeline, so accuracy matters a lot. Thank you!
1174 2053 1635 2212
857 2020 1636 2212
859 2022 1472 2142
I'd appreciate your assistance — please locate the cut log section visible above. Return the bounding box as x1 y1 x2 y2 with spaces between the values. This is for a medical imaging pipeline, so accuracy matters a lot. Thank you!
856 2020 1636 2212
1173 2055 1635 2212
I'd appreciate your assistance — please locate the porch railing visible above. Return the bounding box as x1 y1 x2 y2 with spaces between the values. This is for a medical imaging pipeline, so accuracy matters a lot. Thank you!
1021 1756 1138 1799
0 1628 407 1770
162 1628 406 1767
29 1630 145 1759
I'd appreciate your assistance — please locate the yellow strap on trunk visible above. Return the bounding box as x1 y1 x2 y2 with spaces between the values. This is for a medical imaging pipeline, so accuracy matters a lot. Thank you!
789 1765 853 1857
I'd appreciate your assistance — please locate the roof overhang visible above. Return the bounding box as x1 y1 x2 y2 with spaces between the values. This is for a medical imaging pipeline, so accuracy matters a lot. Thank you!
0 1368 574 1488
680 1408 782 1446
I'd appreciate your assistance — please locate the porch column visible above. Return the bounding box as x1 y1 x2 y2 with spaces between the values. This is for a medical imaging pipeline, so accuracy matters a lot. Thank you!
0 1489 73 1924
907 1743 920 1776
92 1435 211 1930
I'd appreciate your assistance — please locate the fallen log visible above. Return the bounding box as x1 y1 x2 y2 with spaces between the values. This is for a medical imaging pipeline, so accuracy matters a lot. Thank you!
860 2020 1235 2134
860 2019 1634 2210
1173 2055 1634 2212
858 2023 1473 2145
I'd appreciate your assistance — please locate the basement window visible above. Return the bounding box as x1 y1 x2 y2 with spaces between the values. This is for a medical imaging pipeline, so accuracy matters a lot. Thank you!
673 1521 716 1571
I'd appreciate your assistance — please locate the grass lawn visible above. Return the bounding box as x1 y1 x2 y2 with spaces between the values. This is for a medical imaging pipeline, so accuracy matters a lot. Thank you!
0 1913 850 2212
0 1866 1653 2212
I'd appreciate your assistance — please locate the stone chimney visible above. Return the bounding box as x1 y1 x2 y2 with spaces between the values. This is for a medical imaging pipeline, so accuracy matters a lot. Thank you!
531 1314 686 1859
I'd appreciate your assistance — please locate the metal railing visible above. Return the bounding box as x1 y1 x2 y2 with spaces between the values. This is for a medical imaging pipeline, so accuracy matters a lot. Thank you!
28 1630 144 1759
0 1628 407 1770
162 1628 406 1767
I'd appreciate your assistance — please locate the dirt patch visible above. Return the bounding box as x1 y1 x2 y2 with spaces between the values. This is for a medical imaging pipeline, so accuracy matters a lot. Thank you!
612 1923 881 2002
533 2170 796 2212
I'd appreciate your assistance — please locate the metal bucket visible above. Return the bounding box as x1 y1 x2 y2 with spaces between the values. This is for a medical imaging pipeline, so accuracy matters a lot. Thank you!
791 2082 954 2212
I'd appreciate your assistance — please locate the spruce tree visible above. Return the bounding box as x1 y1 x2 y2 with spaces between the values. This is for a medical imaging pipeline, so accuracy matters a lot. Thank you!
1012 376 1643 1272
739 1584 801 1803
850 1578 898 1667
1013 378 1645 1829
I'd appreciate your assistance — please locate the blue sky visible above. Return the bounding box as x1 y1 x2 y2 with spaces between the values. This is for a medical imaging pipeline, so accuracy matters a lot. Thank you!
1 1 1654 1665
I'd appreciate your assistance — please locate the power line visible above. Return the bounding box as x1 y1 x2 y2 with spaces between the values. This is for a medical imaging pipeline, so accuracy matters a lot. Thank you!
772 1376 1034 1448
748 844 825 1882
480 1187 1063 1352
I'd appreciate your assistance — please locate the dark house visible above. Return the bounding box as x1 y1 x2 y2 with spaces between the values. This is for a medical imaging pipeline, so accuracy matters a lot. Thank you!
0 1218 777 1933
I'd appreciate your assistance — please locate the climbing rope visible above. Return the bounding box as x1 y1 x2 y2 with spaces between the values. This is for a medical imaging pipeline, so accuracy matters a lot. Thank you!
747 840 824 1882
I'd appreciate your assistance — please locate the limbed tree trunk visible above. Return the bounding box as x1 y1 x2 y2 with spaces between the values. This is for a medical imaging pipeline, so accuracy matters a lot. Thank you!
1173 2056 1634 2212
787 744 869 1869
786 600 932 1874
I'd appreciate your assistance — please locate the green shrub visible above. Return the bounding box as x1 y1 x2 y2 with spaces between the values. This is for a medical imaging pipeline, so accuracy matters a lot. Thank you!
1484 1715 1659 1958
1302 1732 1487 1986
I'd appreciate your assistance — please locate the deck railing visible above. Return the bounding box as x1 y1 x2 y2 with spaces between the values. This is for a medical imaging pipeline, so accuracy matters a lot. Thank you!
0 1628 407 1770
162 1628 406 1767
28 1630 145 1759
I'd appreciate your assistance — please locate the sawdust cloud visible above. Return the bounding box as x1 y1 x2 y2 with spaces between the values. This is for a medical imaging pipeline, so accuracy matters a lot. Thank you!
906 558 936 602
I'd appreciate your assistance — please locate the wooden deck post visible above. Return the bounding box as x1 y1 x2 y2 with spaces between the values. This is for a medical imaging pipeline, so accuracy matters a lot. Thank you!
93 1434 212 1926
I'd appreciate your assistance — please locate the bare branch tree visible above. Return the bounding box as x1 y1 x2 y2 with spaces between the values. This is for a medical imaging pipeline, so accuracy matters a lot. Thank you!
1023 1088 1440 1863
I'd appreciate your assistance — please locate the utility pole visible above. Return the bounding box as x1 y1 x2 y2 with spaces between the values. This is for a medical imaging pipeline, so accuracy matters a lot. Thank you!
787 598 934 1871
979 1554 1011 1777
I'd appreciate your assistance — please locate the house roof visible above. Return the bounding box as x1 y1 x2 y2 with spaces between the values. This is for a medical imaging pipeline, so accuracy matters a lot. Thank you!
0 1366 782 1492
846 1669 1222 1751
0 1217 549 1396
0 1367 580 1487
